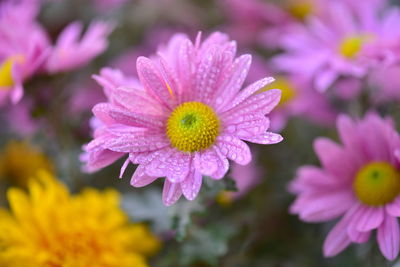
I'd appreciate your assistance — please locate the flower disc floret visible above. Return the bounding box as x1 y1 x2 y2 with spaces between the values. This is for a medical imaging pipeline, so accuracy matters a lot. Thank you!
353 161 400 206
167 101 220 153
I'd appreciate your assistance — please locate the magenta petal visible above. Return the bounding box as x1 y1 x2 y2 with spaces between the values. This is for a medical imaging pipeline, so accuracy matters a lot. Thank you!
377 214 400 260
216 135 251 165
323 215 352 257
386 196 400 217
130 165 158 187
162 180 183 206
354 205 384 232
181 168 202 201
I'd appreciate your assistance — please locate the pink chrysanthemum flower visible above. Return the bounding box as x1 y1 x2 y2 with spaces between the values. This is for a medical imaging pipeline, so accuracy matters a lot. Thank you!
273 1 400 92
0 0 50 104
46 21 113 73
82 32 283 205
289 113 400 260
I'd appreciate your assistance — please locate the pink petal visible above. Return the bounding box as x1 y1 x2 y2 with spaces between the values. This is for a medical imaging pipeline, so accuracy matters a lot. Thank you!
82 149 123 173
313 137 355 181
119 157 130 178
193 150 219 176
323 214 352 257
195 46 233 105
214 54 252 110
290 166 342 192
222 77 275 112
378 214 400 260
350 205 384 232
223 113 270 138
162 180 183 206
209 147 229 179
354 207 385 232
147 148 192 183
347 227 371 244
93 103 164 129
136 56 176 109
55 21 82 46
216 135 251 165
181 168 202 201
110 86 167 116
314 69 337 92
337 115 363 158
295 190 354 222
386 196 400 217
223 89 281 118
130 165 158 187
105 133 169 153
242 132 283 145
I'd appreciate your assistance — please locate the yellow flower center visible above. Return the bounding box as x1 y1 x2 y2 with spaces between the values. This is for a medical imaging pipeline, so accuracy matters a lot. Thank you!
258 77 296 106
353 162 400 206
166 101 220 153
0 55 24 88
286 0 314 20
339 35 368 58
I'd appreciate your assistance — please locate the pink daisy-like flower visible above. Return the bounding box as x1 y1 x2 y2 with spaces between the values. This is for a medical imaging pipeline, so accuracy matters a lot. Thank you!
46 21 113 73
0 0 50 105
289 113 400 260
82 32 283 205
273 1 400 92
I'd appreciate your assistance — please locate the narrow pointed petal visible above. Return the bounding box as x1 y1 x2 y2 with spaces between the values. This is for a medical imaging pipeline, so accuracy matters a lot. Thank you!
181 168 202 201
378 215 400 261
130 165 158 187
162 180 183 206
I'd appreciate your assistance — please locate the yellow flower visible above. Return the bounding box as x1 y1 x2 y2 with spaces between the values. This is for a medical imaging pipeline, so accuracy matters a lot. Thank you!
0 171 161 267
0 140 54 186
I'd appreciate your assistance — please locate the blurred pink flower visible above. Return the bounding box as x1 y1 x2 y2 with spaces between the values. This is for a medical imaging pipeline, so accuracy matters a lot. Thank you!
248 58 336 131
230 157 262 199
3 97 39 136
46 21 113 73
368 65 400 103
0 0 50 105
266 75 337 131
83 32 283 205
273 1 400 93
290 113 400 260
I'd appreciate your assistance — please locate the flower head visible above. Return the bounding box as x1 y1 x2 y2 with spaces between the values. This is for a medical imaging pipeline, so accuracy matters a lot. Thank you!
83 32 283 205
0 0 50 105
273 1 400 92
0 140 54 186
0 171 160 267
289 113 400 260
